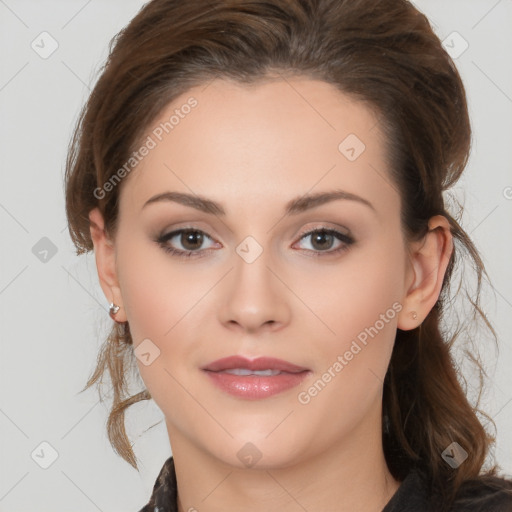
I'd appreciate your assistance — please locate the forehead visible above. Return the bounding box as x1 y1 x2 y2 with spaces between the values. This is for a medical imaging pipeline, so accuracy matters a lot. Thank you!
120 76 399 220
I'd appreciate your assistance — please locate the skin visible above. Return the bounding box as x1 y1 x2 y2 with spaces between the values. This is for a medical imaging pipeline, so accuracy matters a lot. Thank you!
89 76 453 512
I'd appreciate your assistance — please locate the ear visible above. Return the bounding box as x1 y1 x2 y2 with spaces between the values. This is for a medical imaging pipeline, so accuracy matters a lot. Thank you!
397 215 453 330
89 208 127 322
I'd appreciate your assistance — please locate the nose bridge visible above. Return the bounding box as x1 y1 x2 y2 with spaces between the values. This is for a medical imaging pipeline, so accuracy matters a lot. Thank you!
219 232 289 331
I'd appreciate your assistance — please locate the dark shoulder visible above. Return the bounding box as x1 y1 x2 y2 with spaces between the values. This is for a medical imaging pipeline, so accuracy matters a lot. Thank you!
383 468 512 512
448 473 512 512
138 456 177 512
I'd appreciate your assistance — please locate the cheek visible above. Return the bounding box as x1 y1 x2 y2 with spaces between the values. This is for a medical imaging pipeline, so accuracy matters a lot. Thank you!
115 234 187 345
309 235 405 395
311 237 404 340
296 244 404 429
115 234 217 383
115 240 194 404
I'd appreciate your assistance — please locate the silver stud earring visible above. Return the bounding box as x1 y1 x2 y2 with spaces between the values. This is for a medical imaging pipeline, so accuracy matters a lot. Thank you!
109 302 120 319
411 311 418 320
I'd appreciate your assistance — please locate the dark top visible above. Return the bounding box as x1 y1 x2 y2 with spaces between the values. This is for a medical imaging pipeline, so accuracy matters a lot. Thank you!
138 456 512 511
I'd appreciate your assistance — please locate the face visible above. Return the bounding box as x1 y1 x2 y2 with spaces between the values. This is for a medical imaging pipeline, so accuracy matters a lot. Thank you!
103 77 415 468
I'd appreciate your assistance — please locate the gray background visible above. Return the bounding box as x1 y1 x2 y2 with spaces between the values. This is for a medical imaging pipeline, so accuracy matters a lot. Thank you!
0 0 511 510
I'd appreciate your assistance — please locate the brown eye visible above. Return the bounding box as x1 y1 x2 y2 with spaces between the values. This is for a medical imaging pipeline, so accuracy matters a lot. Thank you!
309 231 336 251
295 228 354 256
180 230 204 251
156 228 216 258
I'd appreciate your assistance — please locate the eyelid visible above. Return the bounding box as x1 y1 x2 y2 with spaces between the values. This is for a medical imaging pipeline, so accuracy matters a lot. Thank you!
295 222 352 239
157 227 218 250
292 226 354 253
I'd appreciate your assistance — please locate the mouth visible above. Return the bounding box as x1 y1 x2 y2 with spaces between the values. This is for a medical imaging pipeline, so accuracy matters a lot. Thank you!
211 368 287 376
201 355 311 400
201 355 309 373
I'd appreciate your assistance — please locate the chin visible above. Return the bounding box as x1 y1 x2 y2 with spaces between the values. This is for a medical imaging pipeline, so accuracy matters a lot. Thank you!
206 434 308 471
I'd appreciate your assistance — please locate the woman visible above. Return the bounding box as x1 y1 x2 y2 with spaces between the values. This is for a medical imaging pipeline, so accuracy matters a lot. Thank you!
64 0 512 510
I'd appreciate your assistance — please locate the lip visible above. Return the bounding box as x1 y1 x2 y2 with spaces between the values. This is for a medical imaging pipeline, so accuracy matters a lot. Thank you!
201 356 311 400
201 356 309 373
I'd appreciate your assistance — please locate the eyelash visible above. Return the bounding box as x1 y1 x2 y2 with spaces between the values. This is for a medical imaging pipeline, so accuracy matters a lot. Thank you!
155 227 355 259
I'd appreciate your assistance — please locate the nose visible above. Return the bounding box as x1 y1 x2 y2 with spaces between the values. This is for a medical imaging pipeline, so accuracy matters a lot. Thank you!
218 245 291 334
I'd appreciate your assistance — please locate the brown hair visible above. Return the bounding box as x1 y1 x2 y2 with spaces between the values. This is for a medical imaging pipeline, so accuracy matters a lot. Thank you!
64 0 511 508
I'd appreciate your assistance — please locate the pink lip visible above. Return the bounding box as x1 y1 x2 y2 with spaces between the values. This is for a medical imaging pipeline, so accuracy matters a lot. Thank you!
201 356 309 373
201 356 311 400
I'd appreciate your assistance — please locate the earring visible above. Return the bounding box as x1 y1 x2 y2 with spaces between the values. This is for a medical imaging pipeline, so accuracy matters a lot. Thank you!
411 311 418 320
109 302 120 319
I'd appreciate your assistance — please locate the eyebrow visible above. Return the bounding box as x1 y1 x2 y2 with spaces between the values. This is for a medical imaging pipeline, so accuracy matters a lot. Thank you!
142 189 376 216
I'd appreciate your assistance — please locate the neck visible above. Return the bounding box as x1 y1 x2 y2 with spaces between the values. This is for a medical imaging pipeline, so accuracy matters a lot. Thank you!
168 412 401 512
